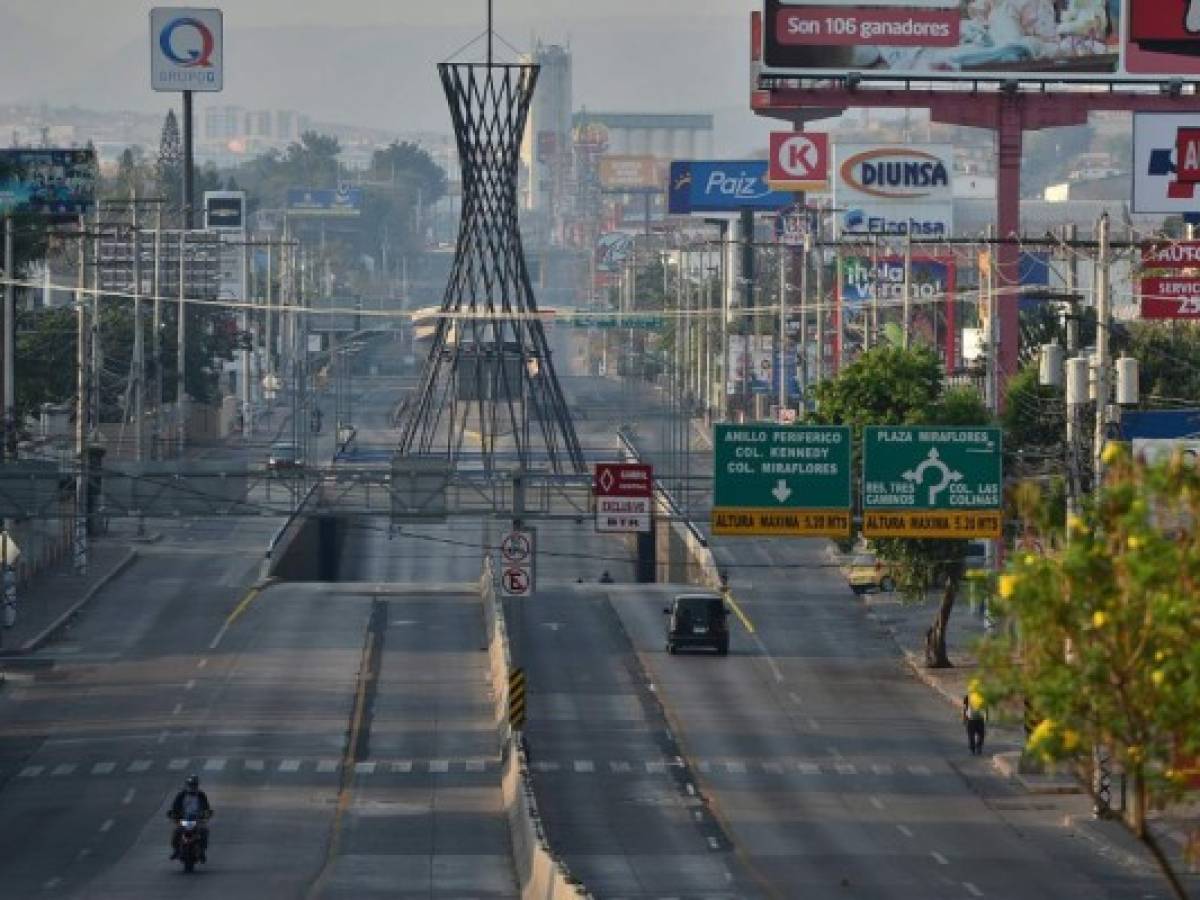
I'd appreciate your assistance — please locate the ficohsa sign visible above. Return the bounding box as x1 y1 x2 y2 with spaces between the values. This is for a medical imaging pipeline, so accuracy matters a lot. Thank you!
834 143 954 238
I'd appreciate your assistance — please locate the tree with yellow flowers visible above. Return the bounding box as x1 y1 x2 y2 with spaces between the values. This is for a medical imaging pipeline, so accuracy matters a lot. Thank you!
978 443 1200 900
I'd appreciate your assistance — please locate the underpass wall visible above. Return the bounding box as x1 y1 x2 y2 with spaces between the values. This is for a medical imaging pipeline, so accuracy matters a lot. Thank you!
479 558 590 900
263 487 349 581
653 492 722 590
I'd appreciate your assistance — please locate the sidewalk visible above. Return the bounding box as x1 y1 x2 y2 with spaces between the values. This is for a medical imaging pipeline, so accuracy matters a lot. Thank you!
0 540 136 658
834 542 1199 883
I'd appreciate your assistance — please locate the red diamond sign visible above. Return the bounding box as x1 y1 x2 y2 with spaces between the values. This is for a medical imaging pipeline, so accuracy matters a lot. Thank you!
593 463 652 533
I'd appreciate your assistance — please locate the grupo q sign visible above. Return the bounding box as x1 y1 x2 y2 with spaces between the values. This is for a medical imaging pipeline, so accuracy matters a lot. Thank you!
833 143 954 238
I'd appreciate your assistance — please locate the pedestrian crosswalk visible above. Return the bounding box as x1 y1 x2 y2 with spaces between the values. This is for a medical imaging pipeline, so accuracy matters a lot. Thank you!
529 758 945 778
11 756 501 781
9 754 946 783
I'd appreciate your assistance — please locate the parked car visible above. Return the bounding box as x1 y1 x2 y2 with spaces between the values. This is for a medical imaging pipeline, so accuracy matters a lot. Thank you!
844 553 899 594
664 593 730 655
266 442 300 472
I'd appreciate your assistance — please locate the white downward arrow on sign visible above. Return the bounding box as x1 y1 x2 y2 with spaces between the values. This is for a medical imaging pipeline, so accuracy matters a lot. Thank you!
772 480 792 503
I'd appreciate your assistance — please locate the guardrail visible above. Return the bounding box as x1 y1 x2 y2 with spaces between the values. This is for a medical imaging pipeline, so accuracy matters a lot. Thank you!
617 428 708 548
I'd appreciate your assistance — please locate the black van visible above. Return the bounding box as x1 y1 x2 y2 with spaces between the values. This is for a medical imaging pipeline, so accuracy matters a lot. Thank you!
664 593 730 656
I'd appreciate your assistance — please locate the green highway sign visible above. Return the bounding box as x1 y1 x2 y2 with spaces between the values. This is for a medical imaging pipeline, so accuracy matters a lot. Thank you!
862 426 1003 539
571 314 663 329
712 424 852 537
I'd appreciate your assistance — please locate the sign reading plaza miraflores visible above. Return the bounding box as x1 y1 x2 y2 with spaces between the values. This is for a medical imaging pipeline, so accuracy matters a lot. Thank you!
862 427 1003 539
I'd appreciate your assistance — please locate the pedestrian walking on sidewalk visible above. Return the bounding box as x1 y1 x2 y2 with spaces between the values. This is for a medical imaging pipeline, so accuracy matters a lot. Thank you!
963 693 988 755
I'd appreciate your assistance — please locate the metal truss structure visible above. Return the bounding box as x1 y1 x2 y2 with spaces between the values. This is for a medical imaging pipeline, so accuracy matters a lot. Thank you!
398 62 584 474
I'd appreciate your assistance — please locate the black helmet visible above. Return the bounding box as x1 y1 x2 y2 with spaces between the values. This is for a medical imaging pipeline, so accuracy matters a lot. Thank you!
185 774 199 790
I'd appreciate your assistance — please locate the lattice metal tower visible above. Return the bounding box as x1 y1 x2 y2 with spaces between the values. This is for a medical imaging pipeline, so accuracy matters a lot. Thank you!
398 56 584 474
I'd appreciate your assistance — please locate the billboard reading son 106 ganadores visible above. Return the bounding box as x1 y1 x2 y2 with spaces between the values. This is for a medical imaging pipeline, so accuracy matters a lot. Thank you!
762 1 1200 81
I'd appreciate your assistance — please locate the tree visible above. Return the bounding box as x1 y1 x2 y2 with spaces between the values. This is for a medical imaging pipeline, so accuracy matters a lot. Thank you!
978 446 1200 900
156 109 183 222
810 346 993 666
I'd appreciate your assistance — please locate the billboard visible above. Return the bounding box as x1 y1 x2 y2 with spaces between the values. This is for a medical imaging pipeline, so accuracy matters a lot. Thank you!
0 149 97 215
598 156 662 191
204 191 245 232
596 231 634 273
1133 113 1200 214
669 160 792 215
833 143 953 237
1128 1 1200 75
286 187 362 218
762 0 1124 80
150 7 223 92
768 132 829 192
837 255 957 364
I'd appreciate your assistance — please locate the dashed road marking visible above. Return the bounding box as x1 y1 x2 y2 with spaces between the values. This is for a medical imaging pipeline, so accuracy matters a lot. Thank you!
19 765 44 778
279 759 301 773
196 658 208 669
354 761 376 775
244 759 264 772
872 763 893 776
835 763 858 775
184 679 196 691
204 758 226 772
788 692 803 705
429 760 448 773
465 759 486 773
645 760 665 774
761 761 783 774
897 825 914 838
318 759 340 773
127 760 151 773
99 818 114 833
574 760 595 773
909 764 932 776
42 877 62 891
870 796 885 810
808 717 822 731
388 761 410 774
707 836 721 850
533 761 560 773
168 758 189 771
964 882 983 897
51 764 76 777
724 761 746 774
171 702 183 716
610 761 632 773
932 851 949 866
157 730 168 745
92 762 115 775
121 788 135 805
796 761 820 775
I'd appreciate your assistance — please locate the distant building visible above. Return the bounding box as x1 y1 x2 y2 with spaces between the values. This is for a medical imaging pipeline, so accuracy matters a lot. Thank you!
572 111 714 160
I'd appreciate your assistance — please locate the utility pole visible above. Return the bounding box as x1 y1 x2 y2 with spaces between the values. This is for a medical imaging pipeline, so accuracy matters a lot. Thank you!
1093 213 1112 484
241 237 252 438
1063 223 1081 518
152 207 162 459
74 214 88 574
902 232 913 350
176 229 187 456
814 228 825 382
778 244 787 415
3 215 14 460
132 196 145 463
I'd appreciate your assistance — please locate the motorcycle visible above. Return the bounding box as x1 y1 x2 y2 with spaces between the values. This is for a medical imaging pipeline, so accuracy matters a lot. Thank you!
172 813 210 873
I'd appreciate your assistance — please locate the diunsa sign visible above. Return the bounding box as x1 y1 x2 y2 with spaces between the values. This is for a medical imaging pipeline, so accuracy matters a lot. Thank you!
833 143 954 238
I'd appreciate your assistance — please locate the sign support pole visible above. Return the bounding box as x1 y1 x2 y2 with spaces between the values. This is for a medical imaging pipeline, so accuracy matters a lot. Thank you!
3 214 14 460
182 90 194 229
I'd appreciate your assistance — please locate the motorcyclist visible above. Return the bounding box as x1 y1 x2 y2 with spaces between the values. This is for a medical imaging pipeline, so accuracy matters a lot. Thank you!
598 571 614 584
167 774 212 862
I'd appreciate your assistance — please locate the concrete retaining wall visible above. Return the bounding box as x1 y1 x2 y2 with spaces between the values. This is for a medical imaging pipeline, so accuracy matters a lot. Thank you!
479 558 590 900
653 492 722 590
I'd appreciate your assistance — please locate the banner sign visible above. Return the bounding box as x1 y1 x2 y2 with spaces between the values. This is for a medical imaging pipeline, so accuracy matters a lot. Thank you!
1141 277 1200 319
599 156 662 191
1142 241 1200 269
833 144 953 237
762 0 1132 81
669 160 792 214
1133 113 1200 214
150 7 223 92
0 149 98 215
596 231 634 273
768 132 829 192
286 187 362 217
204 191 245 232
837 255 957 364
593 463 653 533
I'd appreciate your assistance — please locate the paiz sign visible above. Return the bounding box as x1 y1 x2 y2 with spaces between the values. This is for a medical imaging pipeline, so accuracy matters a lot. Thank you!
768 132 829 192
834 143 954 238
668 161 792 214
593 463 652 534
150 8 223 92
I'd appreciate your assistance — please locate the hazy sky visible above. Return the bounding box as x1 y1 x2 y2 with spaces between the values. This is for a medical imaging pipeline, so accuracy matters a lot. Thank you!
0 1 775 152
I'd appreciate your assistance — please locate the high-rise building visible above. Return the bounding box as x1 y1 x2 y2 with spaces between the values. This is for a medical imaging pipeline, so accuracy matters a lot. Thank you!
520 41 573 244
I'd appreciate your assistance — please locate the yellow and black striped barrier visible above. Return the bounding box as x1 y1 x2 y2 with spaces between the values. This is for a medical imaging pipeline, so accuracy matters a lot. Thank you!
508 668 527 730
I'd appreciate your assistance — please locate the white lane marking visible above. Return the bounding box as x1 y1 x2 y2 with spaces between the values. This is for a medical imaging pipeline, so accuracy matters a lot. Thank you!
184 679 196 691
355 761 376 775
835 763 858 775
872 763 893 776
870 796 886 810
279 759 301 773
693 810 704 822
92 762 115 775
19 765 44 778
157 730 168 745
465 759 486 773
121 788 135 805
196 658 208 669
171 702 183 716
686 783 696 796
789 692 803 705
707 836 721 850
42 877 62 891
244 759 264 772
127 760 151 773
574 760 595 773
99 818 114 833
77 848 92 860
796 761 820 775
724 761 746 774
429 759 449 773
318 759 340 773
808 717 822 731
208 621 232 651
909 764 932 776
932 851 949 866
167 758 188 771
204 758 226 772
897 825 914 838
761 761 783 774
964 882 984 897
827 746 844 759
533 761 560 773
388 761 410 774
51 764 76 777
610 761 632 773
645 760 666 774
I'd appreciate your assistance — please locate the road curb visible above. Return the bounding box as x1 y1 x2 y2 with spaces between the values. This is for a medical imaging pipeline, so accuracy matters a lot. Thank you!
19 548 139 654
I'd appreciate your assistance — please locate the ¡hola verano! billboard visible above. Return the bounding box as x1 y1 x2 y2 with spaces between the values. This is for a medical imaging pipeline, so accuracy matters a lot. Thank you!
762 1 1200 81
